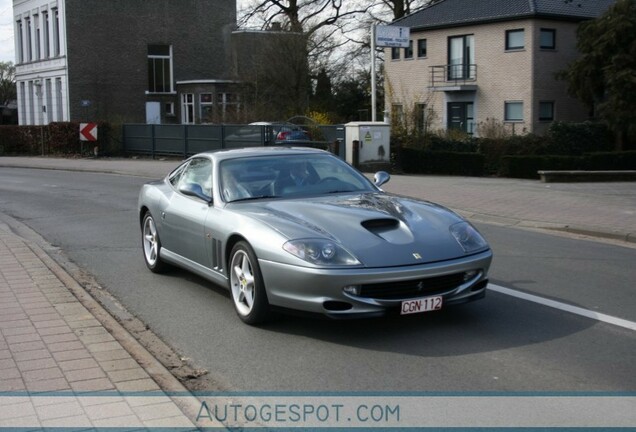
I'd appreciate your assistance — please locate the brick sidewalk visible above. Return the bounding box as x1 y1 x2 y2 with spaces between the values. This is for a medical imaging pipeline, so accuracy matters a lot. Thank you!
0 226 197 429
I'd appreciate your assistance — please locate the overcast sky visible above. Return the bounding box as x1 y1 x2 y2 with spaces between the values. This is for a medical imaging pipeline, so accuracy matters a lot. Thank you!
0 0 13 63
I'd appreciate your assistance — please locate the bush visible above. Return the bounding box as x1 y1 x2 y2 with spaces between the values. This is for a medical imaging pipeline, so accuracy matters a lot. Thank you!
0 122 118 156
398 148 484 176
545 121 613 155
478 134 547 175
583 151 636 170
500 155 582 179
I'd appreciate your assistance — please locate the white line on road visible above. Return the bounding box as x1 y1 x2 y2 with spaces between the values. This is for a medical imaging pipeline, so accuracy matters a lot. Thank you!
488 283 636 332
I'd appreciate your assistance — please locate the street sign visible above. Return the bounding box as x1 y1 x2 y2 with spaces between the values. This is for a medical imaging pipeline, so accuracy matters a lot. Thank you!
375 25 410 48
80 123 98 141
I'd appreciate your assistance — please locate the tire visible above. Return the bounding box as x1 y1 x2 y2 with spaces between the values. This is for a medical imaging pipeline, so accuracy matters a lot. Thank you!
142 212 168 273
229 241 271 325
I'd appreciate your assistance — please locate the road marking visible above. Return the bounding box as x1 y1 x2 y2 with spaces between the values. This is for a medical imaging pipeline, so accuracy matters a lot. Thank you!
488 283 636 332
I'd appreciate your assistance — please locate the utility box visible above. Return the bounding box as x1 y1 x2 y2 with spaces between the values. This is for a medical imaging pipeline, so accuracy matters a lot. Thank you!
344 122 391 170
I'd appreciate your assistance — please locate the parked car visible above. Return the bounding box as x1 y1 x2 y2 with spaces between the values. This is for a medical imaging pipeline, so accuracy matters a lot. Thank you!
138 147 492 324
249 122 311 143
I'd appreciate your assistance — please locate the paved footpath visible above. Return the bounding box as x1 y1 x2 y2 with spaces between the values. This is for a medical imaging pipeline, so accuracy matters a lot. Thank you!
0 219 199 429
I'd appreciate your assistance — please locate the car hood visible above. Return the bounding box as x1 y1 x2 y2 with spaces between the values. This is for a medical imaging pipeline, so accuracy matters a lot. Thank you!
237 193 478 267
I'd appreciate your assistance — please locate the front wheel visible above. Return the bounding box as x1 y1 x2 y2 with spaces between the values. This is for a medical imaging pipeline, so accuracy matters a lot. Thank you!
229 241 271 325
142 212 168 273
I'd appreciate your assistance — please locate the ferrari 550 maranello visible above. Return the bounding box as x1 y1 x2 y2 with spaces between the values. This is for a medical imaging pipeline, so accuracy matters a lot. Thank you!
138 147 492 324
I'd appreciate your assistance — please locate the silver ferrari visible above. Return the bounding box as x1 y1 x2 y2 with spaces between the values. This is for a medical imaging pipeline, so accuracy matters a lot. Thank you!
138 147 492 324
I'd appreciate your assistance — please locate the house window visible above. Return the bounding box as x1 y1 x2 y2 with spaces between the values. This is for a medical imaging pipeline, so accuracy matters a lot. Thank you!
16 20 23 63
505 29 525 50
55 78 63 121
26 17 32 61
147 45 173 93
43 12 50 58
217 93 240 123
200 93 214 122
539 101 554 121
19 82 26 123
404 40 413 59
415 103 432 133
391 47 400 60
505 101 523 122
181 93 194 124
417 39 427 58
52 8 60 56
391 104 404 126
540 28 556 49
34 14 40 60
448 34 475 80
165 102 175 116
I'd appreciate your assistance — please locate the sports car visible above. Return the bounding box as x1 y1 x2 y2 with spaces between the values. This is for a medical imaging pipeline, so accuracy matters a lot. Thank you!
138 147 492 324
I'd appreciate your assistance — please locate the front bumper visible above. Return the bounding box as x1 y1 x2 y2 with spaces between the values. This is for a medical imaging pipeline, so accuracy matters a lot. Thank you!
259 250 492 317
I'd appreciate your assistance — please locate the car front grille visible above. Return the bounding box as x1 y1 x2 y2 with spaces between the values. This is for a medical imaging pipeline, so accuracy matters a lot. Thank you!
359 272 467 300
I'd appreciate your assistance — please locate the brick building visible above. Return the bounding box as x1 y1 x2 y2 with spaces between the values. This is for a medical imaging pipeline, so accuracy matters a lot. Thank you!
385 0 615 136
13 0 244 125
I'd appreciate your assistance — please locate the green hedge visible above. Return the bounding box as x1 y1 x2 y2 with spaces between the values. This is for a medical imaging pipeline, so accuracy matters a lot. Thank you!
500 155 581 179
398 148 484 176
584 151 636 170
0 122 118 156
501 151 636 178
545 121 614 155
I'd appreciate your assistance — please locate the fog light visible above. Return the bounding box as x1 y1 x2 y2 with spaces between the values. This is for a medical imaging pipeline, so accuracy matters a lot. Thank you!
343 285 361 296
463 270 479 282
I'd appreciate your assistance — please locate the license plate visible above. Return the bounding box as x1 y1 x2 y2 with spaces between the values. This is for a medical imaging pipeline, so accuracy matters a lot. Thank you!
400 296 443 315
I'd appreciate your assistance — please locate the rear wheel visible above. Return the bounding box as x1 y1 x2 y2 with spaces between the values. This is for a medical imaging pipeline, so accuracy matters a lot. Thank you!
142 212 168 273
229 241 271 325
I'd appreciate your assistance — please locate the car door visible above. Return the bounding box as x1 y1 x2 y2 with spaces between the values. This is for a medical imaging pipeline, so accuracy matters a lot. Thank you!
161 157 212 266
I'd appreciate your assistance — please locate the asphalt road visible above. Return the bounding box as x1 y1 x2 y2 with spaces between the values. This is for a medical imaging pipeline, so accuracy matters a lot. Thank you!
0 167 634 392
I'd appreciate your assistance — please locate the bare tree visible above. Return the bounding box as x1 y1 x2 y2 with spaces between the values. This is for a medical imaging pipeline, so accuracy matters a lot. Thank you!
236 0 440 117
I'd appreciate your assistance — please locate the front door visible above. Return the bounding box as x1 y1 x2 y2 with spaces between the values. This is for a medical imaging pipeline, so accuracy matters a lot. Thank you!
447 102 474 134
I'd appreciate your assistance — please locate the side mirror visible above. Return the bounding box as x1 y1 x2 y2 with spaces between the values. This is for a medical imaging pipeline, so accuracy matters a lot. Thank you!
179 183 212 204
373 171 391 188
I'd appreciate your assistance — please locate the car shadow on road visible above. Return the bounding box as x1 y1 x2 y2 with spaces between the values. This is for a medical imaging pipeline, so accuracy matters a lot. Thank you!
258 288 596 358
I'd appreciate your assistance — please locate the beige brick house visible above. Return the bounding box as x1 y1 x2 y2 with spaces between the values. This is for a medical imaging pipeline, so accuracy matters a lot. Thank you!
385 0 615 137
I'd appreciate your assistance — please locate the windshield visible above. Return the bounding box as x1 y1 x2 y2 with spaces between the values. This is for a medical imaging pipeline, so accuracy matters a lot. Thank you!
219 153 376 202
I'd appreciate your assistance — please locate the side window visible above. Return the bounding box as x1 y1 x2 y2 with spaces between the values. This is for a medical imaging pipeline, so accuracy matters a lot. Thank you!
178 158 213 197
169 163 188 187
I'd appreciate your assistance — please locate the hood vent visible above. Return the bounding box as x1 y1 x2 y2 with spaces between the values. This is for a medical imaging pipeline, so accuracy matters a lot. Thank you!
361 217 414 245
361 218 399 231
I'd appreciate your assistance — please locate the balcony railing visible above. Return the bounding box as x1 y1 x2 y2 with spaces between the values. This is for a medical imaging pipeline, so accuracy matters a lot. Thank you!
429 64 477 88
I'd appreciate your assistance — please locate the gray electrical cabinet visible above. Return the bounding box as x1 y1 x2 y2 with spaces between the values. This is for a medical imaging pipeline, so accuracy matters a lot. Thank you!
344 122 391 167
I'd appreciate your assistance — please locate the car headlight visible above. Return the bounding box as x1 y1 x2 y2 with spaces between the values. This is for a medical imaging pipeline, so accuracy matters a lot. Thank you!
450 222 489 253
283 239 361 266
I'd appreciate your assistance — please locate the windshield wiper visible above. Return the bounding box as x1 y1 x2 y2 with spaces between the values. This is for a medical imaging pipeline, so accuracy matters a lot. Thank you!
230 195 280 203
326 189 356 194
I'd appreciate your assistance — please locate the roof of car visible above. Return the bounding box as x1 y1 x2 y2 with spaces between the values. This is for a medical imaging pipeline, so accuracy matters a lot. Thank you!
199 146 327 161
394 0 615 30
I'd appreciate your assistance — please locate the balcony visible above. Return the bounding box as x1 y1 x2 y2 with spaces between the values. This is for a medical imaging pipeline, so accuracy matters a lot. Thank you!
429 64 478 92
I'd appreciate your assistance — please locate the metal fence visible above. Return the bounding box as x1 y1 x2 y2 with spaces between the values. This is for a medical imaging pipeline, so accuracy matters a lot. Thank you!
122 124 346 159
